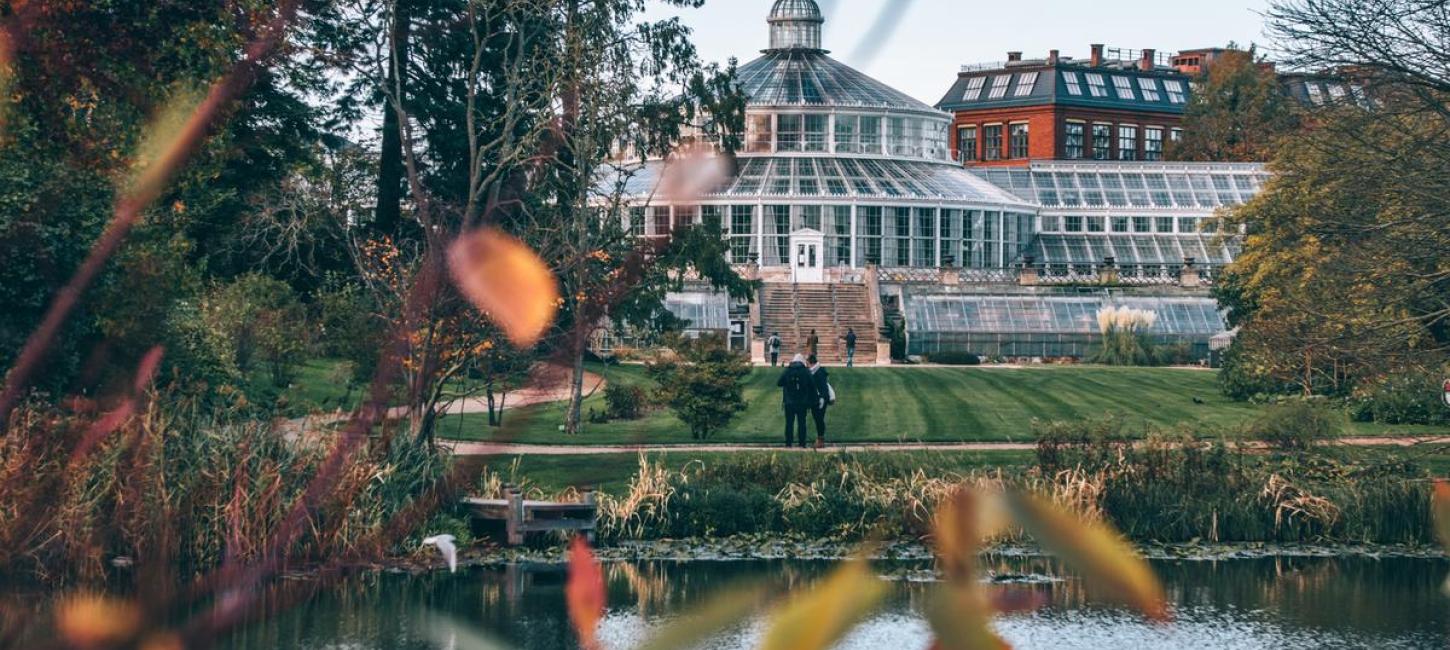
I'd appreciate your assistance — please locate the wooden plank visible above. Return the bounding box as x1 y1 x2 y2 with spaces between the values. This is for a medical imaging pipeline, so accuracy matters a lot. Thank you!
519 519 596 532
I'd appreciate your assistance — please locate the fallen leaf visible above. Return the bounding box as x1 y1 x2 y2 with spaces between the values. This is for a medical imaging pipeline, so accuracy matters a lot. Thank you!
566 537 606 650
758 559 887 650
1005 491 1169 621
449 228 559 347
56 594 142 647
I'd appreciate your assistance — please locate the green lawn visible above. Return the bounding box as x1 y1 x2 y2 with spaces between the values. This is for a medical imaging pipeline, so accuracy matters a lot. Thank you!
245 358 364 416
442 364 1444 445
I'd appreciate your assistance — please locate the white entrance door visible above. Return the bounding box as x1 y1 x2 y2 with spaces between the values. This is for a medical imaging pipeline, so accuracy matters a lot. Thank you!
791 228 825 283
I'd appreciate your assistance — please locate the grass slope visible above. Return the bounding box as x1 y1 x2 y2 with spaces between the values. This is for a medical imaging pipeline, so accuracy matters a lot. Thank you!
440 364 1435 445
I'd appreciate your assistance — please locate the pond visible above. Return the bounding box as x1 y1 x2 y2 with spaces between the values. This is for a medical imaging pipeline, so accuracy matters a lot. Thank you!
221 554 1450 649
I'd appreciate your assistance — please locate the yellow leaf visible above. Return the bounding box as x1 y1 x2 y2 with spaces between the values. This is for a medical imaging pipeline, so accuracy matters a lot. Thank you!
1005 491 1169 621
449 228 559 347
636 583 768 650
925 586 1012 650
757 560 887 650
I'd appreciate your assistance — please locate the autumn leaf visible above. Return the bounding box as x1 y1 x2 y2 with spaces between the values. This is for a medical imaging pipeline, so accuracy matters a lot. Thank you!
1005 491 1169 621
566 537 606 650
758 559 887 650
1433 481 1450 596
55 594 142 648
449 228 559 347
635 583 767 650
925 586 1012 650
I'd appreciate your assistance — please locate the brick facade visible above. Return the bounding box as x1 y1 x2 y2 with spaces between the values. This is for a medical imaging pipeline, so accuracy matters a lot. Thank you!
951 106 1183 167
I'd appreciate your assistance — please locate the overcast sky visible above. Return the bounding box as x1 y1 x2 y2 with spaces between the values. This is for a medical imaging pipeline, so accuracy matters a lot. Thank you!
641 0 1276 104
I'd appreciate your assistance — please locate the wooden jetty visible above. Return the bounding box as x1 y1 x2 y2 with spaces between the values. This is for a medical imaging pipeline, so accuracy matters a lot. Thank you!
462 486 597 546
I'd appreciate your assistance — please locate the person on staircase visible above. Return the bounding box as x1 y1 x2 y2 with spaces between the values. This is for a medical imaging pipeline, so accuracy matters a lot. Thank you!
776 354 818 449
806 329 820 357
768 332 782 366
808 354 833 449
843 328 858 368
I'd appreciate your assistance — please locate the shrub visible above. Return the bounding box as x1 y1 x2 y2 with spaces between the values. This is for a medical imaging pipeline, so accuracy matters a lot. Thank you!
1033 416 1135 474
648 334 751 439
1349 368 1450 426
603 383 648 421
1244 400 1343 450
926 351 981 365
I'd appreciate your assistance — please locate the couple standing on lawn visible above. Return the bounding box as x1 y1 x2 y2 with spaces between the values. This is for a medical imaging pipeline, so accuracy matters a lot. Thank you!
776 353 835 449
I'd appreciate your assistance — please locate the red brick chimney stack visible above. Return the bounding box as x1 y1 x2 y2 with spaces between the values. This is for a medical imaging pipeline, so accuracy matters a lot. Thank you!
1090 44 1104 67
1048 49 1060 64
1141 48 1157 71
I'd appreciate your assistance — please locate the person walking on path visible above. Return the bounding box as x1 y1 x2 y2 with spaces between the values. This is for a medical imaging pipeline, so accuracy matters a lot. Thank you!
767 332 782 366
776 353 818 448
806 329 820 357
843 328 858 368
808 354 833 449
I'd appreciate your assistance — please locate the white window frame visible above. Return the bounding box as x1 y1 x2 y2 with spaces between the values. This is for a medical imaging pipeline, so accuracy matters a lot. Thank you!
1013 72 1039 97
1137 77 1161 102
1085 73 1109 98
1063 71 1083 96
1112 76 1135 100
963 76 987 101
987 75 1012 100
1163 80 1187 103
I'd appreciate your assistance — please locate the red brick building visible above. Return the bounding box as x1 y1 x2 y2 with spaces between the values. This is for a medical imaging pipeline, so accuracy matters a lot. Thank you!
937 46 1192 167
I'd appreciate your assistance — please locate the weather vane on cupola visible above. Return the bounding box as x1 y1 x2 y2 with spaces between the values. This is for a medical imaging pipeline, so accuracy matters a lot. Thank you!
767 0 828 52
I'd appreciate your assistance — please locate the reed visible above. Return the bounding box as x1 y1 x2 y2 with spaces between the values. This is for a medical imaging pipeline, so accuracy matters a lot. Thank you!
0 397 452 582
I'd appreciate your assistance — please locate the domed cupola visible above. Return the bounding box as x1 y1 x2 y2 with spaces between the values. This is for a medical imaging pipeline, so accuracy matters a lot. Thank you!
767 0 825 51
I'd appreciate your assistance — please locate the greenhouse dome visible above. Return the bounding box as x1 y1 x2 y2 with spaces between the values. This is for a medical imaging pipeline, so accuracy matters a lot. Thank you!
608 0 1039 279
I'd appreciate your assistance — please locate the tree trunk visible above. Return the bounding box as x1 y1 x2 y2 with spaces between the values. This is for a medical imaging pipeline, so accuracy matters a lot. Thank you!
374 0 410 235
565 347 585 435
486 385 497 426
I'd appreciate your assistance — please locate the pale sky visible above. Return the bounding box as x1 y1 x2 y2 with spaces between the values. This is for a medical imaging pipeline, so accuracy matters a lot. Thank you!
642 0 1276 104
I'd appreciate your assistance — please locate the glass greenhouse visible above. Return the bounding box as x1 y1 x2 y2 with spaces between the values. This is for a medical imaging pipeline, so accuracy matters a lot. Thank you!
604 0 1039 274
614 0 1255 360
905 291 1229 358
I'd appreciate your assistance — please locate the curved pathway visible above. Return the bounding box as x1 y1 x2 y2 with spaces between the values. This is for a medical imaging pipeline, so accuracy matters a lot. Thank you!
443 435 1450 456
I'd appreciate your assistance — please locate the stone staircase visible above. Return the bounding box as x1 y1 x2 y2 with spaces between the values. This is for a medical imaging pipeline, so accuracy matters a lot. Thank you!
760 282 879 365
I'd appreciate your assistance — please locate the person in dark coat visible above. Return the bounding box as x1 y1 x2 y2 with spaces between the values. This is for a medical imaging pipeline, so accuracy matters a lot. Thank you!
843 328 858 367
776 354 818 448
767 332 782 366
806 329 820 357
808 354 831 448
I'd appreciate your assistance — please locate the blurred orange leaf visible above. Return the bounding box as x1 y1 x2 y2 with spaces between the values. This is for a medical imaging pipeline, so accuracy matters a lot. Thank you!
1005 492 1169 621
55 594 142 648
566 537 605 650
1433 481 1450 596
758 559 887 650
449 228 558 347
127 87 206 206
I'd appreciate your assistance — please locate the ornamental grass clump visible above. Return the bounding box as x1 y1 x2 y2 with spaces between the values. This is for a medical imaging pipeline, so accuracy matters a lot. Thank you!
1090 306 1161 366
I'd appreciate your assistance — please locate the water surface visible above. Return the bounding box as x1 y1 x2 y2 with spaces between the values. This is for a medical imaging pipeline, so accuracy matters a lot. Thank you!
222 554 1450 649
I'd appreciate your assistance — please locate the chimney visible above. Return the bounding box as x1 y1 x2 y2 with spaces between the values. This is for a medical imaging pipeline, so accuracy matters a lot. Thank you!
1048 49 1060 64
1090 43 1104 67
1140 48 1156 70
1007 51 1022 62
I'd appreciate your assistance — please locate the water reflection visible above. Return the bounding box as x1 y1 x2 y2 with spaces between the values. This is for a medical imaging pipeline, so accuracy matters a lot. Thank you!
221 554 1450 649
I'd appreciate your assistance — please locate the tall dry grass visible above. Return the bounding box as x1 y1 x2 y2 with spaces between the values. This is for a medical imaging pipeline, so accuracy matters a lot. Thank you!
0 396 453 583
